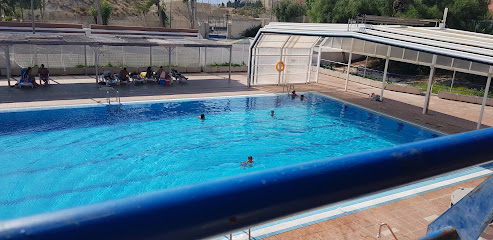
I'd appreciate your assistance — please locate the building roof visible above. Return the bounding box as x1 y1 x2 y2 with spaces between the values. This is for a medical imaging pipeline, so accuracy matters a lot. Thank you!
0 33 232 48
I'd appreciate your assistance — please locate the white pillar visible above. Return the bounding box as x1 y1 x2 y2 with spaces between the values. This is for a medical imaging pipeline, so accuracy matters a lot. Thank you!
449 70 456 92
380 46 392 101
168 48 172 76
93 47 100 84
423 55 438 114
344 39 354 91
3 46 11 86
315 47 322 83
228 47 232 82
315 38 328 84
477 66 493 129
344 52 353 91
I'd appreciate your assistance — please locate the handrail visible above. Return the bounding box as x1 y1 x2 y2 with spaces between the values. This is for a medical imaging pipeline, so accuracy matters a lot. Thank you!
377 223 398 239
2 128 493 240
106 90 110 106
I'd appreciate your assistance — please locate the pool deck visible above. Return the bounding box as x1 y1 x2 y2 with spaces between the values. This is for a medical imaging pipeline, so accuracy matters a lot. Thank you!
1 72 492 239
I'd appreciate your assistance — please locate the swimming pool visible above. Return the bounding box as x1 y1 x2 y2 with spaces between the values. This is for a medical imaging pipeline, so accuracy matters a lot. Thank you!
0 92 438 220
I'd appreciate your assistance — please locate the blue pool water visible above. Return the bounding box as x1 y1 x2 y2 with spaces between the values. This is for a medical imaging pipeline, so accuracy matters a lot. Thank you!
0 92 438 220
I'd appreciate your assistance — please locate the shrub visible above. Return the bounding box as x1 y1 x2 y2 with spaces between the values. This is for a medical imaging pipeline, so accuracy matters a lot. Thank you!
241 24 261 38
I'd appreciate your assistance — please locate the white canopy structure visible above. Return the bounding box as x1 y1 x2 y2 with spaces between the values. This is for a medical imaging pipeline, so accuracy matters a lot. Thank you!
248 22 493 129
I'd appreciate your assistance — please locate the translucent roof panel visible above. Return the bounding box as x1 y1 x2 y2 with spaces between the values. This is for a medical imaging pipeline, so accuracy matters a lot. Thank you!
259 23 493 68
256 34 290 48
284 36 320 49
256 23 493 76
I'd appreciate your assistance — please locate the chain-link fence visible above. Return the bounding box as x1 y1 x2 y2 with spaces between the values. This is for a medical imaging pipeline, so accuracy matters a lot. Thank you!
2 43 249 69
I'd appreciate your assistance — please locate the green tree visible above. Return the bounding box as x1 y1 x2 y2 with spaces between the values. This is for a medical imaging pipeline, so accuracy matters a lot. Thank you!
274 0 305 22
133 0 153 23
307 0 390 23
394 0 490 31
150 0 168 27
0 0 38 21
91 0 112 25
183 0 197 28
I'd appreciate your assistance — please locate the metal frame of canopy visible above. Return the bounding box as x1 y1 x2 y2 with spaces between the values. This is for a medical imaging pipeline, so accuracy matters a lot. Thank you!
248 23 493 130
0 34 234 85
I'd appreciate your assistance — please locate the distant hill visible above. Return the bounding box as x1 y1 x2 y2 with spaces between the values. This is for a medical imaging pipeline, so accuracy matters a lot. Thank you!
41 0 241 28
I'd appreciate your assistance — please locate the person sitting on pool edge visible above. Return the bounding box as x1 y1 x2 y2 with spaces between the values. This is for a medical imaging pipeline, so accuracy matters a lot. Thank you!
198 114 205 120
369 93 382 102
24 67 39 87
241 156 254 168
37 64 49 86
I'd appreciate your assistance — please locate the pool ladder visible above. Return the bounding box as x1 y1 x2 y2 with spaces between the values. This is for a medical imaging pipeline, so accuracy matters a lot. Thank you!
377 223 398 239
283 84 295 94
106 90 122 106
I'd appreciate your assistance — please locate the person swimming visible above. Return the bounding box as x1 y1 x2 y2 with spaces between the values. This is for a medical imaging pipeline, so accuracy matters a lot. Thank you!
241 156 254 168
198 114 205 120
291 90 297 97
300 94 305 100
269 110 277 119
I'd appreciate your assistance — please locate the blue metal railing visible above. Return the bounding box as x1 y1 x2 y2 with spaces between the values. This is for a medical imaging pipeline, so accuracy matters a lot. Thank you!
1 128 493 240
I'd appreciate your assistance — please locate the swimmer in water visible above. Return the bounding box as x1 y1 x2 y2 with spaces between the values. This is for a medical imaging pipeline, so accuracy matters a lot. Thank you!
269 110 277 119
198 114 205 120
241 156 254 168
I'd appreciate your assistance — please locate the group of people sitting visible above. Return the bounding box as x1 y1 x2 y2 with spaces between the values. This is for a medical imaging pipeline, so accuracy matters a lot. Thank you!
101 66 170 85
20 64 50 87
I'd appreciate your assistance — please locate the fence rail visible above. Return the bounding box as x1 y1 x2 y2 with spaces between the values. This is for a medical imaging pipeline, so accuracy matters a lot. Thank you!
0 43 249 69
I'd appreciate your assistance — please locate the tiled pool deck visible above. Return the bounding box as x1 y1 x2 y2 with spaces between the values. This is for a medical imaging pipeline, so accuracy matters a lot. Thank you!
1 72 492 239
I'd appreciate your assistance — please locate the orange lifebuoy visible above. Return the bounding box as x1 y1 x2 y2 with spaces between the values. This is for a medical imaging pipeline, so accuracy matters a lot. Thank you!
276 61 285 72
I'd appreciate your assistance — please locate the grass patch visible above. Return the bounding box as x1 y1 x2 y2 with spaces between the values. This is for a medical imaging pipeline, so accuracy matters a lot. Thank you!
411 82 493 98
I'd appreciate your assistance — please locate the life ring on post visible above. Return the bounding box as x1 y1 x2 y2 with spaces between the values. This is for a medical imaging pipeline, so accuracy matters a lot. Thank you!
276 61 285 72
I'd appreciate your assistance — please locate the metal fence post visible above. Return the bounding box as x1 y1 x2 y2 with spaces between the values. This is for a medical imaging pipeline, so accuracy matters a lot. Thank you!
122 46 125 67
175 48 178 67
204 47 207 73
84 45 88 75
61 46 65 71
149 46 152 67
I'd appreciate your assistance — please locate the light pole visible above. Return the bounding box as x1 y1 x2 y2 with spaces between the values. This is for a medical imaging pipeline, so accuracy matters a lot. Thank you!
31 0 35 33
